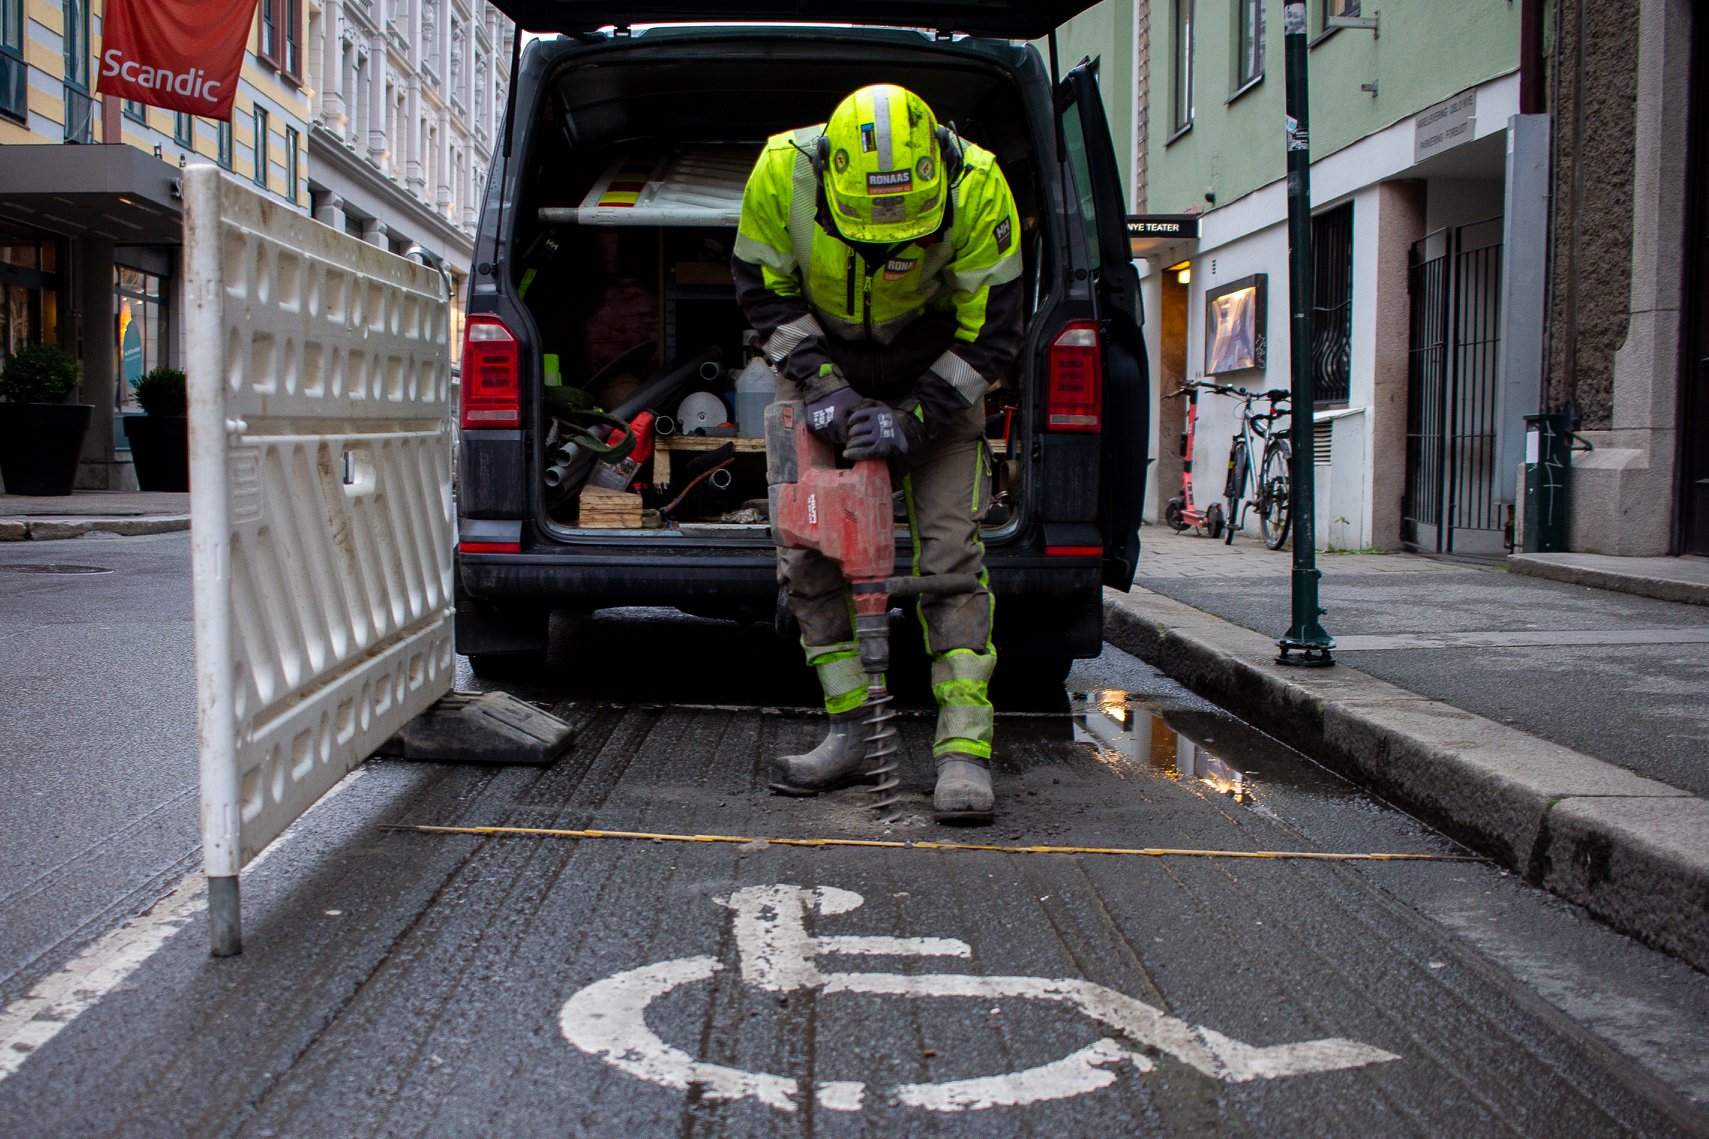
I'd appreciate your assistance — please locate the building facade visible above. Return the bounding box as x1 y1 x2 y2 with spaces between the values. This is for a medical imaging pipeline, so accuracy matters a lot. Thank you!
1546 0 1699 557
1138 0 1543 554
305 0 511 346
0 0 506 492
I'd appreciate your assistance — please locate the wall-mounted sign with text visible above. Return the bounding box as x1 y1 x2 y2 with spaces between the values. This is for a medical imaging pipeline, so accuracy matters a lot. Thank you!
1127 215 1201 258
1414 89 1478 164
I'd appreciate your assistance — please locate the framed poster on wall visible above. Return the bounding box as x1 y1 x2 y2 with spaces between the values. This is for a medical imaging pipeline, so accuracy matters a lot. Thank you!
1205 274 1267 375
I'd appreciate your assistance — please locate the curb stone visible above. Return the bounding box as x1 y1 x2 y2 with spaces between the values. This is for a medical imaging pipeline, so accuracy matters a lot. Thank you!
1103 587 1709 973
0 516 190 541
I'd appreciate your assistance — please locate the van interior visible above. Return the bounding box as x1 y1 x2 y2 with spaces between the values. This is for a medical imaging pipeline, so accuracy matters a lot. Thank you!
504 41 1044 539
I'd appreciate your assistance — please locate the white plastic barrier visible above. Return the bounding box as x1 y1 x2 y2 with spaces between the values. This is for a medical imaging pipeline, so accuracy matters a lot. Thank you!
184 167 454 954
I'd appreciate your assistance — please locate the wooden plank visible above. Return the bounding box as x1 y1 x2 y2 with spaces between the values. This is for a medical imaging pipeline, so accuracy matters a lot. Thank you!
655 435 765 487
577 486 644 528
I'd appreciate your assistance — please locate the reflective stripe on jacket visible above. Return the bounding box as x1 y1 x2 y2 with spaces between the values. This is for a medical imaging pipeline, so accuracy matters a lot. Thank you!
732 126 1024 436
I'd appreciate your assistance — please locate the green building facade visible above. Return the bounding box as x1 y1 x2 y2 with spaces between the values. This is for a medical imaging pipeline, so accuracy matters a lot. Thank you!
1137 0 1536 554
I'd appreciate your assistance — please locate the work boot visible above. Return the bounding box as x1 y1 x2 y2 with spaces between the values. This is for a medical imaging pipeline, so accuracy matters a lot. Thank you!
933 752 994 824
770 707 873 796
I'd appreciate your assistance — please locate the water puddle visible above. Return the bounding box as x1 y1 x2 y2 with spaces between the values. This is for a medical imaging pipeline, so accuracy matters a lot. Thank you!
1069 691 1253 803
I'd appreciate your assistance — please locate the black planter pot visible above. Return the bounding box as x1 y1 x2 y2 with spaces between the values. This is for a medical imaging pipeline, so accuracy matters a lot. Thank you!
0 402 93 497
126 415 190 492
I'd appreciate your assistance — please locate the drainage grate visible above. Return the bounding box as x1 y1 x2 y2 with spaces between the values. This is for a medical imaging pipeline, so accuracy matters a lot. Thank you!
0 564 114 575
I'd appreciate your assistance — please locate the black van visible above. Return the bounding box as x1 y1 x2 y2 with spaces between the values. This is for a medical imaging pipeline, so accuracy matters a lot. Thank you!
454 2 1147 678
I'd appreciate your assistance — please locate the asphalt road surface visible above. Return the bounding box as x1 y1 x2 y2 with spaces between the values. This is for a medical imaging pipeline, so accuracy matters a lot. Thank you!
2 539 1708 1136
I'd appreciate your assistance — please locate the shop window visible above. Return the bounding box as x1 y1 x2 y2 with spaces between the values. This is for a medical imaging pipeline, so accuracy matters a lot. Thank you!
0 0 25 122
1171 0 1195 138
0 228 63 361
114 266 166 415
1312 203 1354 405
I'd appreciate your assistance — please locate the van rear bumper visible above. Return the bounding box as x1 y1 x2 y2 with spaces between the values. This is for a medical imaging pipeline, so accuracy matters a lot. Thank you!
455 546 1102 609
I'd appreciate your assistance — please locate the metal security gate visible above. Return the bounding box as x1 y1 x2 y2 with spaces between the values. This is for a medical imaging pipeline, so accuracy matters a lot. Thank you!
1403 218 1505 555
184 167 455 954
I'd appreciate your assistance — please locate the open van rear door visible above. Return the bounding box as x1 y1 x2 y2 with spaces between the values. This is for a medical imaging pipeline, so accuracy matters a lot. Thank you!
1058 59 1148 589
485 0 1103 39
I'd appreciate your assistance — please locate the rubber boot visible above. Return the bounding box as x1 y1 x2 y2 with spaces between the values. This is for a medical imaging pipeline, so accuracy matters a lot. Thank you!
770 707 873 796
933 752 994 824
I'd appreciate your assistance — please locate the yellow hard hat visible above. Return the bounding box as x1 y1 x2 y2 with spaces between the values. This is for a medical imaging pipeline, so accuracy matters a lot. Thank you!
820 84 947 243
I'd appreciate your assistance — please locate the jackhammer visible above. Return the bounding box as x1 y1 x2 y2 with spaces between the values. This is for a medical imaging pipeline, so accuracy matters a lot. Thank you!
767 401 980 821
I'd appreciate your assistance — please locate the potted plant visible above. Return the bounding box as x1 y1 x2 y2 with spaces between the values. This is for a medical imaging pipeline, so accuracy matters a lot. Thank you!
0 342 91 497
126 366 189 492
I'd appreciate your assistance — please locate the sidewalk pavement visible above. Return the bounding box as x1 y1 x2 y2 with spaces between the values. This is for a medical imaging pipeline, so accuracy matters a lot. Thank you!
0 490 189 541
1105 530 1709 974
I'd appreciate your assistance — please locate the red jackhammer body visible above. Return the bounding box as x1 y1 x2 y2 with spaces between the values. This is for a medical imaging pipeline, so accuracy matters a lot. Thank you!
768 400 985 820
767 401 902 815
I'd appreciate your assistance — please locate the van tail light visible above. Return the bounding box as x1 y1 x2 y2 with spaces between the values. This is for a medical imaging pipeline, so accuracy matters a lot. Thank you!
460 316 521 429
1046 322 1102 432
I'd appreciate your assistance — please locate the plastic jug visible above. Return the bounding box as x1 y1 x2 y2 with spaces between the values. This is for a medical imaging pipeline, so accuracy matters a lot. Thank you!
733 357 776 438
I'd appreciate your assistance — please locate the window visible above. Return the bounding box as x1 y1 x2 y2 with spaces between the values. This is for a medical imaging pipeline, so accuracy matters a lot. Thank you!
174 112 194 147
124 100 148 124
1235 0 1264 91
253 106 270 188
62 0 92 142
1326 0 1361 16
1311 203 1354 404
1171 0 1194 137
285 127 300 204
0 0 24 122
114 265 166 415
217 118 233 170
259 0 303 81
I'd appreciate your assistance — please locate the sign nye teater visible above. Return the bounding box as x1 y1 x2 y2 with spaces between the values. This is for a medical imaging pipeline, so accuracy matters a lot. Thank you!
97 0 261 121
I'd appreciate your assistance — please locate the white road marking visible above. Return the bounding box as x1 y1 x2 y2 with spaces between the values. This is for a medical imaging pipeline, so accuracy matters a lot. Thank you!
560 883 1401 1113
0 767 368 1083
0 874 205 1079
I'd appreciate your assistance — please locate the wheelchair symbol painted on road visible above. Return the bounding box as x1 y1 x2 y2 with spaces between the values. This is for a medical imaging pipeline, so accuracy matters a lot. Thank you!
559 884 1399 1113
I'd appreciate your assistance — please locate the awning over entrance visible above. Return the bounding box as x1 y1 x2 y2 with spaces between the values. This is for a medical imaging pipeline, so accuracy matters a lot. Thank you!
0 145 184 244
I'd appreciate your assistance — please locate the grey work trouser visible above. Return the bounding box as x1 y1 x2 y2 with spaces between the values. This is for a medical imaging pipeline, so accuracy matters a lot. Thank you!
769 370 997 759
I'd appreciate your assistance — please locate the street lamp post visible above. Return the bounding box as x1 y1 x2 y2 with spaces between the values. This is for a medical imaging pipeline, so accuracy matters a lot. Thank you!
1276 2 1334 667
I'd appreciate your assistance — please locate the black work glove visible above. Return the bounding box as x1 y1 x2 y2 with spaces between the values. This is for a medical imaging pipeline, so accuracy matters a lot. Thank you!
843 401 924 461
803 375 861 446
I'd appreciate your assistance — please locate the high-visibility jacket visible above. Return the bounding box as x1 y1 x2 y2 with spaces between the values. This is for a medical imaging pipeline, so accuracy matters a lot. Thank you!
732 125 1024 437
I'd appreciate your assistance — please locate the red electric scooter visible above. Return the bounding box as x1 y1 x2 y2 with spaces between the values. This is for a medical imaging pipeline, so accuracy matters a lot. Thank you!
1164 383 1225 538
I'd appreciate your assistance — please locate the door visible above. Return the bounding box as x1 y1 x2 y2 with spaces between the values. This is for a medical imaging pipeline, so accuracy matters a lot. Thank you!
483 0 1102 39
1059 59 1149 589
1683 9 1709 554
1403 218 1504 555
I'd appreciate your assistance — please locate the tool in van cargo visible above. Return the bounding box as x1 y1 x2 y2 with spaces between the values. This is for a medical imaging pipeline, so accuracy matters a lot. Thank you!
543 348 718 495
675 391 729 435
588 411 656 492
768 402 982 822
736 85 1024 823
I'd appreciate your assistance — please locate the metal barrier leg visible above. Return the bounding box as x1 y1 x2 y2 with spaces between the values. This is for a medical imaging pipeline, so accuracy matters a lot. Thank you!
208 875 242 957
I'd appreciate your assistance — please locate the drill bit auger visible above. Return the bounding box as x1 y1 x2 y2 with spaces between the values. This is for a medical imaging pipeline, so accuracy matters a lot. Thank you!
768 401 980 823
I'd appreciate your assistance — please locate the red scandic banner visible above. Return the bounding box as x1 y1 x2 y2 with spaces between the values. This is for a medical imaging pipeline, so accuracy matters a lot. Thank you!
97 0 261 121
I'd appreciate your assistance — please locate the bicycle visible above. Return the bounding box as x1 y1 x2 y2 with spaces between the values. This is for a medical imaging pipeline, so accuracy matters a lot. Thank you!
1207 384 1292 549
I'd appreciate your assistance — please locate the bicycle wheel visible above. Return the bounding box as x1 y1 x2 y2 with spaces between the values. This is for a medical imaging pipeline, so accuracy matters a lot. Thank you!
1258 439 1292 550
1222 442 1247 545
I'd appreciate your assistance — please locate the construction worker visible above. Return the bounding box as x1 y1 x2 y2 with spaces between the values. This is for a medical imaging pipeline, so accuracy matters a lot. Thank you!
733 84 1023 823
